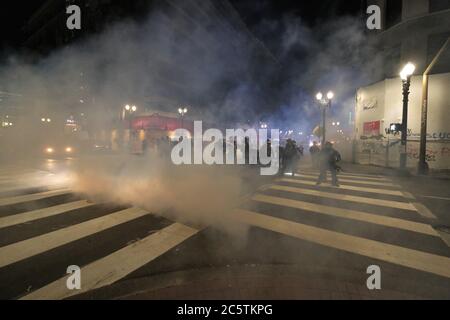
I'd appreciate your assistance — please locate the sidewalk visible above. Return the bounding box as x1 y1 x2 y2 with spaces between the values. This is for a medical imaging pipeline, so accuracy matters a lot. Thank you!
338 162 450 180
72 265 430 300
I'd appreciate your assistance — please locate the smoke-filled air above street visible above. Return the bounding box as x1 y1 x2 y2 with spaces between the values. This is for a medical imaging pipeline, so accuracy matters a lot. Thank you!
0 0 449 304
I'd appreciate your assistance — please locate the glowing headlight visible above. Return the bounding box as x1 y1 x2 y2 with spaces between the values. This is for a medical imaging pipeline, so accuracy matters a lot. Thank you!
46 147 54 154
65 147 73 153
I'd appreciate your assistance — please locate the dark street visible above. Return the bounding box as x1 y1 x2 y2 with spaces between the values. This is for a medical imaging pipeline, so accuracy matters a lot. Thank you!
1 0 450 305
0 157 449 299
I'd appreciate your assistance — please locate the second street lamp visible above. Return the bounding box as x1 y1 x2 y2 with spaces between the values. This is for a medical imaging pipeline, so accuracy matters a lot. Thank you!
399 62 415 170
178 107 188 129
122 104 137 120
316 91 334 146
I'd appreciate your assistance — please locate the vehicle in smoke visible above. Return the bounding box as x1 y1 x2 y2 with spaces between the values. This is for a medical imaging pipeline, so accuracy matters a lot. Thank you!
41 144 76 158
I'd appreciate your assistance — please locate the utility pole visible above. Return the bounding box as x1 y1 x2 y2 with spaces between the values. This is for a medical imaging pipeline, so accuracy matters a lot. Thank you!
418 37 450 175
322 106 326 146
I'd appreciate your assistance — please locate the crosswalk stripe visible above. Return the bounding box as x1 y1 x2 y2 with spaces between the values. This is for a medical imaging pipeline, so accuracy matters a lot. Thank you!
299 170 389 181
0 200 95 229
0 173 54 184
0 170 51 178
294 173 399 187
0 183 61 194
0 169 40 177
402 192 416 200
269 185 416 211
0 207 150 268
231 209 450 278
0 189 72 207
0 167 31 173
280 178 404 197
436 230 450 248
252 194 439 237
0 182 20 191
412 202 437 219
21 223 198 300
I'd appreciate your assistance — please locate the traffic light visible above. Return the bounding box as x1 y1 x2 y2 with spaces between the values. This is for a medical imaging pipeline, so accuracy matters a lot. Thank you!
385 123 402 135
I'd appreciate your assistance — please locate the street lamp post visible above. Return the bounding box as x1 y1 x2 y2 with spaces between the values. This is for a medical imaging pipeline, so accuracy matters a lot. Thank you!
316 91 334 146
178 107 188 129
123 105 137 129
399 63 415 170
121 105 137 150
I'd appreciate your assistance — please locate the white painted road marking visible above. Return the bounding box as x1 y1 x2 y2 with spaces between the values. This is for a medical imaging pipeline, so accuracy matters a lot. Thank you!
252 194 439 237
21 223 198 300
0 200 95 229
231 209 450 278
420 195 450 201
294 173 399 187
0 207 150 268
0 189 72 207
280 178 404 197
269 185 416 211
298 170 388 180
412 202 437 219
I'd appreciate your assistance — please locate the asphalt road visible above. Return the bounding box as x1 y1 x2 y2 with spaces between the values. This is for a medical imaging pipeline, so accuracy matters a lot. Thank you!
0 157 449 299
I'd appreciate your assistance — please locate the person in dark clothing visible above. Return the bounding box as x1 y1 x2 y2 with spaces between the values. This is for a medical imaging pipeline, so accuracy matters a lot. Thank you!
298 144 304 157
309 142 321 169
283 139 301 176
278 144 285 175
316 141 341 187
258 139 271 165
244 137 250 164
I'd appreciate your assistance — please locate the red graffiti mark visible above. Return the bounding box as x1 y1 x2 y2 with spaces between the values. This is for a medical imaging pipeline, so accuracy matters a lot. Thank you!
407 148 437 162
441 147 450 157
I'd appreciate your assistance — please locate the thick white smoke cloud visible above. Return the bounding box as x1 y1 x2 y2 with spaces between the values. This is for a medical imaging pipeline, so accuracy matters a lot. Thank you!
0 2 382 232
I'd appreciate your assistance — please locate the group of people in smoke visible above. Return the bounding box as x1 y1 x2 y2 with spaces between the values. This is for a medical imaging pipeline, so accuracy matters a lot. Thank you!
279 139 341 187
142 134 341 187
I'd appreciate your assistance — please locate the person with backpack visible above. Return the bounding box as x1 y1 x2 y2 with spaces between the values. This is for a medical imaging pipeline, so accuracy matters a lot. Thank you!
316 141 341 187
283 139 301 176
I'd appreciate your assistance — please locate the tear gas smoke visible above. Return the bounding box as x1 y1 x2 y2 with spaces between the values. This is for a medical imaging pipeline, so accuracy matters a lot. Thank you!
0 2 382 233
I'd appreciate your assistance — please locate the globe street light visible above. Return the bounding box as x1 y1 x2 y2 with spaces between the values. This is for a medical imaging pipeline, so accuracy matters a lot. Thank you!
316 91 334 146
122 104 137 120
178 107 188 129
327 91 334 100
400 62 415 81
178 107 188 116
399 62 415 169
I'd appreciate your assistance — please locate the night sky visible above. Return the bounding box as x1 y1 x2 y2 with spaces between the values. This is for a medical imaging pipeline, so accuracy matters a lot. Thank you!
0 1 46 51
0 0 365 53
231 0 364 27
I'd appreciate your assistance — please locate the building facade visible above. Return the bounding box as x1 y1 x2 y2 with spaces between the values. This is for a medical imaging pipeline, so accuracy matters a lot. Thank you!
355 0 450 170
